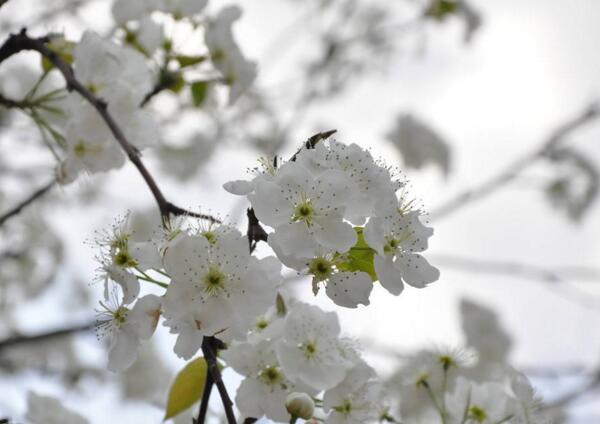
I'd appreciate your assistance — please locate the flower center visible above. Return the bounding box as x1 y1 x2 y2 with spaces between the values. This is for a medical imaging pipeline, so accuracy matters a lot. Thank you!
112 306 128 326
73 141 87 157
201 230 216 244
293 198 314 224
113 250 138 268
260 366 282 385
383 237 400 253
333 399 352 415
468 406 487 423
202 266 227 296
302 341 317 358
308 257 333 282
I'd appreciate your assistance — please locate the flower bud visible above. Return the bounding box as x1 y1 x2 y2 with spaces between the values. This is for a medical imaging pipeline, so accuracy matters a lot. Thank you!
286 392 314 420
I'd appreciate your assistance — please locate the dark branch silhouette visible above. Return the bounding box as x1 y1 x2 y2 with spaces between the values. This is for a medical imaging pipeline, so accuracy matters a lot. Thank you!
0 180 55 227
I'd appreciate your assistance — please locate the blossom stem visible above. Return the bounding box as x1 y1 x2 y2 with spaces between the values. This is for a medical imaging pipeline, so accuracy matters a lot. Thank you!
135 274 168 289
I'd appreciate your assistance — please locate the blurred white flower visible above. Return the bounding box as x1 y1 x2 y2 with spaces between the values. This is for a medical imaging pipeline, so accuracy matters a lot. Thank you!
26 391 88 424
275 303 356 391
205 6 258 104
386 114 451 177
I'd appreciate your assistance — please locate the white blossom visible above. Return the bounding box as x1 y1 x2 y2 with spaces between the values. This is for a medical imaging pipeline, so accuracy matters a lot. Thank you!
386 113 451 177
275 303 357 391
223 339 312 422
161 227 281 358
96 293 162 371
365 209 439 295
323 362 381 424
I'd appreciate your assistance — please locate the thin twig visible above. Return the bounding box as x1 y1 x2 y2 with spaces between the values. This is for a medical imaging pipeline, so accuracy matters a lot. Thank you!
0 29 219 225
430 254 600 284
544 369 600 408
0 321 94 351
195 367 215 424
431 253 600 310
201 337 237 424
0 180 55 227
429 103 600 221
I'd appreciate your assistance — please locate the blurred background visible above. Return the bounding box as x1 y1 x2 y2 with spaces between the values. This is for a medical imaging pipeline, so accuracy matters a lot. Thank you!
0 0 599 422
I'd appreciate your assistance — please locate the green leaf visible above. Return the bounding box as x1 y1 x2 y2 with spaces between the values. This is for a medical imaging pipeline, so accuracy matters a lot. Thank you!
336 227 377 281
175 55 206 68
424 0 458 21
164 357 207 420
190 81 209 106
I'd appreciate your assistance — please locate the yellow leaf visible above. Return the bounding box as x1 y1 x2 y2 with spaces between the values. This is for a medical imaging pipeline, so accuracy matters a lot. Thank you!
164 357 207 420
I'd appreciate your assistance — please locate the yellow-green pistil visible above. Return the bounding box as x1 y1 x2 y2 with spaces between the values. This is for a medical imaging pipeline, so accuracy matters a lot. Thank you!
260 366 282 385
292 197 315 225
308 257 333 281
301 341 318 359
112 306 128 327
333 399 352 415
468 406 487 423
202 266 227 296
113 249 138 268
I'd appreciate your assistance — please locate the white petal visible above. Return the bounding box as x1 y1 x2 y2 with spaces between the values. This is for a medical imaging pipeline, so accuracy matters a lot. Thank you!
313 217 357 253
396 253 440 288
364 217 386 255
163 234 210 283
249 180 293 227
267 233 310 270
374 254 404 295
173 325 204 360
106 266 140 305
326 272 372 308
223 179 254 195
129 294 161 339
236 378 266 420
272 222 316 258
108 329 140 372
130 241 162 271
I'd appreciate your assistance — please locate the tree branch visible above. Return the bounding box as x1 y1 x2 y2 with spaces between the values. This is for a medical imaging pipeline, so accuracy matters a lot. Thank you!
195 366 215 424
0 179 55 227
0 29 219 225
545 369 600 408
429 103 600 221
201 336 237 424
431 253 600 310
0 321 94 351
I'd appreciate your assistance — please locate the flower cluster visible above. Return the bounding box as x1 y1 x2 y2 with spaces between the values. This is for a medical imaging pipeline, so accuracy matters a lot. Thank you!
95 215 282 370
388 349 549 424
225 139 440 307
33 0 257 186
223 301 387 423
